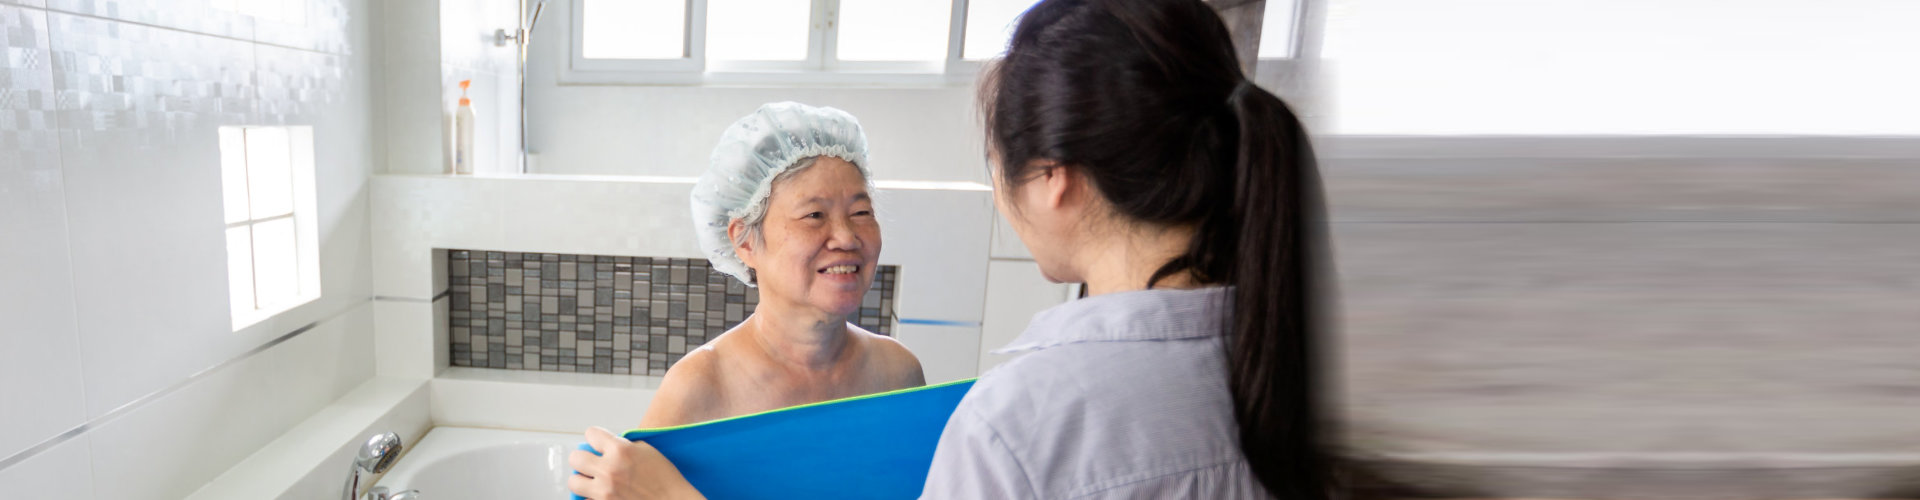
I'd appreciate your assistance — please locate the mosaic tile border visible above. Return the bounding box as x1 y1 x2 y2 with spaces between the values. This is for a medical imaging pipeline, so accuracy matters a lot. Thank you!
448 250 898 375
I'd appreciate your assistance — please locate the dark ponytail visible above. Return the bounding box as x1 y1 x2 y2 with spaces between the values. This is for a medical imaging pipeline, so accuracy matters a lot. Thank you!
984 0 1346 498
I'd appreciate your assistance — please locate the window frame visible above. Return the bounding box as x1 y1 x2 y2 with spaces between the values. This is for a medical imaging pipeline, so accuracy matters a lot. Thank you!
561 0 989 86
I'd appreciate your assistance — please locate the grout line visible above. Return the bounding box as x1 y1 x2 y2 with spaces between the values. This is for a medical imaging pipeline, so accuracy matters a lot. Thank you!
0 297 372 473
372 289 452 303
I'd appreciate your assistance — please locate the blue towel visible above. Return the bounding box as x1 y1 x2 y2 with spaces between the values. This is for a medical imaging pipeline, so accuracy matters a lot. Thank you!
571 378 974 500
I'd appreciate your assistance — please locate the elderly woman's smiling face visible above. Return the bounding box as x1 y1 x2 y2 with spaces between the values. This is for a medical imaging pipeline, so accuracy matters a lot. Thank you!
731 157 881 317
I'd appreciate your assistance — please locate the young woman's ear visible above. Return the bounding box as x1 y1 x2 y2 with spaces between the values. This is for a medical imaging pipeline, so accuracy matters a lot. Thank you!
1031 160 1080 211
728 219 757 270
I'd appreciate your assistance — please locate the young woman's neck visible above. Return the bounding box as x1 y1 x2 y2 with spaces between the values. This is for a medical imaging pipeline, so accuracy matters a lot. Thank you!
1079 220 1202 296
743 297 853 372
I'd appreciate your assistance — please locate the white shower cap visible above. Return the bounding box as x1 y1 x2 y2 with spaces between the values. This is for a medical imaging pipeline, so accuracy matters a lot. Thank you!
691 102 872 286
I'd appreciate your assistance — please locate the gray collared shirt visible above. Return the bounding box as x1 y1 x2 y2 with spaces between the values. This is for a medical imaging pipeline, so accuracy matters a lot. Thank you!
921 287 1269 499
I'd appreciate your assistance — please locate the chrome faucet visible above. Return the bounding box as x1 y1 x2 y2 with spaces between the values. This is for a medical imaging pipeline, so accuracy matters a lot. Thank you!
366 486 421 500
343 432 408 500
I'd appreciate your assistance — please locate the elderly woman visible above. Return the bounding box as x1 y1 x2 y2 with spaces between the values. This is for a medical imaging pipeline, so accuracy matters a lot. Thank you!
633 102 925 429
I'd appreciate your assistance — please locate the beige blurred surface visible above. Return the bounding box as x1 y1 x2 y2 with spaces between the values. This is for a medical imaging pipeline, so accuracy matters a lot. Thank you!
1323 158 1920 498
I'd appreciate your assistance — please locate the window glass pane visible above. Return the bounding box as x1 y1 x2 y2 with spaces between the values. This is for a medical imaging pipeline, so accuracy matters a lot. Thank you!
244 127 294 219
837 0 950 61
252 218 300 309
1322 0 1920 135
962 0 1038 60
226 226 255 314
218 127 250 224
707 0 810 61
1257 0 1299 58
582 0 688 59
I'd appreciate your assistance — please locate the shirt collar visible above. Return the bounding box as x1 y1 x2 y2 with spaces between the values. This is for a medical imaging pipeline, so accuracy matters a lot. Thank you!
991 287 1231 355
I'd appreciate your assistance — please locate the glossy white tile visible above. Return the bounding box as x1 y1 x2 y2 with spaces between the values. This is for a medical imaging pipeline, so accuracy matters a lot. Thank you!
438 0 517 74
0 3 88 459
253 0 352 55
875 187 993 323
978 259 1070 374
430 368 658 433
42 0 255 40
376 0 445 174
0 433 95 499
85 304 373 500
895 323 981 384
253 44 348 126
373 298 445 379
988 211 1033 260
46 11 260 416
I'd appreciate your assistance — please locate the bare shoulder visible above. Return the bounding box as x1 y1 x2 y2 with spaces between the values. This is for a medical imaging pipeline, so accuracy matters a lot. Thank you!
638 342 724 428
854 325 926 388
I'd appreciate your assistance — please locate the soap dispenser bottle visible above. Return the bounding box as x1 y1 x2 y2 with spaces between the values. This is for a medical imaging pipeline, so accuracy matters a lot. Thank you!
452 80 476 175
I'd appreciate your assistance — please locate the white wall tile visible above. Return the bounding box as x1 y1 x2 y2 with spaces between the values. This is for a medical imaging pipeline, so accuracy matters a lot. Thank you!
377 0 445 174
0 434 95 499
525 84 990 182
0 4 88 459
85 303 373 500
988 212 1033 260
430 368 658 433
895 323 982 384
49 11 376 417
876 187 994 323
47 11 264 416
978 259 1071 374
42 0 255 39
374 298 446 379
371 175 706 298
438 0 517 74
254 0 353 54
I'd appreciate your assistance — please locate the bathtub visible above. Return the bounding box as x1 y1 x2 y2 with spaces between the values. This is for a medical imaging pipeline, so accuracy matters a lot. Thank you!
372 427 583 499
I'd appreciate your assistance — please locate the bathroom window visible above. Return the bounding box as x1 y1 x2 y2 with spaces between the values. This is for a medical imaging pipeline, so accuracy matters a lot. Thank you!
1257 0 1303 59
566 0 1045 84
219 126 322 330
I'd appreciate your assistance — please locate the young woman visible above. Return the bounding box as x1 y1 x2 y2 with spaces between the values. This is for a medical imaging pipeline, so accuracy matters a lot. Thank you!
567 1 1353 498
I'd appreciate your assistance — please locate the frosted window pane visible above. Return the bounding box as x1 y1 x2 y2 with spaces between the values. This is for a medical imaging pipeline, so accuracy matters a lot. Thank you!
707 0 810 61
837 0 950 61
252 218 300 309
962 0 1038 60
244 127 294 219
582 0 689 59
218 127 250 224
226 226 255 313
1257 0 1298 58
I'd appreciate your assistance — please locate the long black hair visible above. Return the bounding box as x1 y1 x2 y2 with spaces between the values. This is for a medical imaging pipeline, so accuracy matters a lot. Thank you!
982 0 1346 497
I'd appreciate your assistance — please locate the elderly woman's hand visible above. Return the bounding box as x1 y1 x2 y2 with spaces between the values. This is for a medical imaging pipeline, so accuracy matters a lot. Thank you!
568 426 706 500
